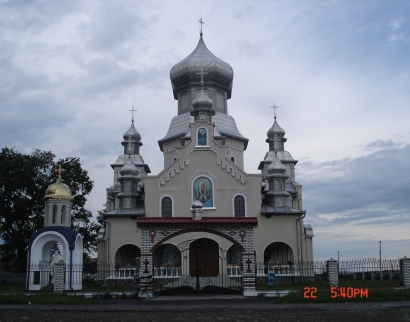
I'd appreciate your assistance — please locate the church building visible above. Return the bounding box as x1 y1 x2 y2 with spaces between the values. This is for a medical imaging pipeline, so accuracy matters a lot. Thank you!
97 31 313 291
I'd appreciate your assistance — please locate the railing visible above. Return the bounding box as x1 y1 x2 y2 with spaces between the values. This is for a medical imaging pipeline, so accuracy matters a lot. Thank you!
338 259 400 281
153 266 181 278
1 259 405 290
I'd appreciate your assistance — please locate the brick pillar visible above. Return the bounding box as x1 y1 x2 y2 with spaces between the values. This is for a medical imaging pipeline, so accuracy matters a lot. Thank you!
242 252 256 290
53 261 65 293
399 256 410 287
326 258 338 287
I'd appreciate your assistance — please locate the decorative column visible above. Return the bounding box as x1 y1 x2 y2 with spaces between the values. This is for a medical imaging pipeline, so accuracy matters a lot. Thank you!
400 256 410 287
326 258 338 287
53 260 65 293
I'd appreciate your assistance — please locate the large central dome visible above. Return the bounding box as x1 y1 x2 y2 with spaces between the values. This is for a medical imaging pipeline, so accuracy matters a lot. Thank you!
170 35 234 99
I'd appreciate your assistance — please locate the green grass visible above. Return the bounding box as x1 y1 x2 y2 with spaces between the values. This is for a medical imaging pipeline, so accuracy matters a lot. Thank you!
0 293 96 305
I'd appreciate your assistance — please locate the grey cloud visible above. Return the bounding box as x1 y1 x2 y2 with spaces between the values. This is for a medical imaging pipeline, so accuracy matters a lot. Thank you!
0 0 79 31
83 2 149 51
361 139 401 151
301 143 410 218
71 57 166 99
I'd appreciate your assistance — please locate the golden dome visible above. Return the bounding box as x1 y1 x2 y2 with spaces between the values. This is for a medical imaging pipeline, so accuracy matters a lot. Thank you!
44 182 73 201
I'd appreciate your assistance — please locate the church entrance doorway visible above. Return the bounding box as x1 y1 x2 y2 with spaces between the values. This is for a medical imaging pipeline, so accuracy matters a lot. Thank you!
189 238 219 277
154 238 242 295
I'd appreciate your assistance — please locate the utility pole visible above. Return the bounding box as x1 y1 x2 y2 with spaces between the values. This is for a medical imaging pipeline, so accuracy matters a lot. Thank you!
379 241 382 280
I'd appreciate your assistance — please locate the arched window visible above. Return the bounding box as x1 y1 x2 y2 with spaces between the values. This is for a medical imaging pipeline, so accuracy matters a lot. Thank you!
197 128 207 146
193 177 213 207
52 205 57 224
234 195 245 217
61 205 67 224
230 156 236 164
161 197 172 217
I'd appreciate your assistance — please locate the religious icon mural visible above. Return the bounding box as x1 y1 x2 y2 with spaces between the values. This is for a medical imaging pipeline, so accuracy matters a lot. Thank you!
197 128 207 145
193 177 213 207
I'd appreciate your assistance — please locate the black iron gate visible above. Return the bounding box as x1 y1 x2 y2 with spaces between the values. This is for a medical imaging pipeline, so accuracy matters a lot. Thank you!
153 239 242 295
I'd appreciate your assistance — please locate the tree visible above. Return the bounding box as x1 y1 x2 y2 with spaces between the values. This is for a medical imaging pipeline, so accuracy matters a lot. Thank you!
0 147 101 272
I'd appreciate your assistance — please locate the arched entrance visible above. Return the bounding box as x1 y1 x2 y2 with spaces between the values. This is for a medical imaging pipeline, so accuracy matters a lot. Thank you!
155 238 242 295
189 238 219 277
153 244 181 277
264 242 294 265
114 244 140 279
115 244 141 267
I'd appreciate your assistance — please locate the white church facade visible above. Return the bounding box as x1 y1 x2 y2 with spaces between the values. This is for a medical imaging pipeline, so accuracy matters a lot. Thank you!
97 32 313 291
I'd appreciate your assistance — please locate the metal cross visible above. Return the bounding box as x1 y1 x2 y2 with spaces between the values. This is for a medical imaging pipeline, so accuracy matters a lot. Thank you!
129 106 137 122
196 67 207 87
54 165 65 182
198 18 205 36
246 258 252 273
270 103 279 118
125 135 134 155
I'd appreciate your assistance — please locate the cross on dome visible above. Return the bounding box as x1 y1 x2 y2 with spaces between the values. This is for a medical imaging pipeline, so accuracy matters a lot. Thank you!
198 18 205 36
196 67 208 87
129 106 137 123
54 164 66 182
270 103 279 119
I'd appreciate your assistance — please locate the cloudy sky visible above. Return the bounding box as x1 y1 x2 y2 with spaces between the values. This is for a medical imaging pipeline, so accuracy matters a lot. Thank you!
1 0 409 261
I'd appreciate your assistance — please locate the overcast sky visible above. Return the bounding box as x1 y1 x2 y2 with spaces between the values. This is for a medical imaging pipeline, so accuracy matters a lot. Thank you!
1 0 409 261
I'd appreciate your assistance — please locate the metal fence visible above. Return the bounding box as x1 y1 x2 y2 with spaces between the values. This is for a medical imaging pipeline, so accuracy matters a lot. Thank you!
338 258 400 281
0 258 404 291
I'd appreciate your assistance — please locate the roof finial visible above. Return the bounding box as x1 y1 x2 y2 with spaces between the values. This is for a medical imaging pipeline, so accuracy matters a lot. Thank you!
129 106 137 123
270 103 279 119
196 67 208 87
198 18 205 36
125 135 134 155
54 164 66 183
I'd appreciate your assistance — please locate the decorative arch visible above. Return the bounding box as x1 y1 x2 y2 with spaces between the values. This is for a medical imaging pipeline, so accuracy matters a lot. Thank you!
227 243 243 265
263 241 295 265
160 195 173 218
153 243 181 268
192 176 214 208
150 228 245 253
232 194 246 217
114 244 141 267
197 127 208 146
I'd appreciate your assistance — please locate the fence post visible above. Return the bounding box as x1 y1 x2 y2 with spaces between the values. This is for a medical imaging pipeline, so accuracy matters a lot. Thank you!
399 256 410 287
326 258 338 287
53 260 65 294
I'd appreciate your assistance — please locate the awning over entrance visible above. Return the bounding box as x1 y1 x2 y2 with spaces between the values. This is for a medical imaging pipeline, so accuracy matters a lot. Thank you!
136 217 258 227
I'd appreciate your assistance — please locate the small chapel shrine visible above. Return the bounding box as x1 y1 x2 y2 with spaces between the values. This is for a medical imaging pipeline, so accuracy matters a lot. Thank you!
97 29 314 291
26 167 83 291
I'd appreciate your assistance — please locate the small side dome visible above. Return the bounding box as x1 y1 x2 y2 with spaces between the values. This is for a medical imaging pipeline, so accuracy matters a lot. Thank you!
191 89 215 113
119 157 140 177
267 155 286 175
267 118 286 138
44 182 73 201
123 122 141 142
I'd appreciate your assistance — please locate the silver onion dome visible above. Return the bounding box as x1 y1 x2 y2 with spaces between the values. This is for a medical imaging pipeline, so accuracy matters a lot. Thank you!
170 35 234 99
119 157 140 178
123 122 141 142
267 118 286 138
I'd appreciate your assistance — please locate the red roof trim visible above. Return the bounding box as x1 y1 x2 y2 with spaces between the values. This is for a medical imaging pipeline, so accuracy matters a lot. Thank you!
136 217 258 226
